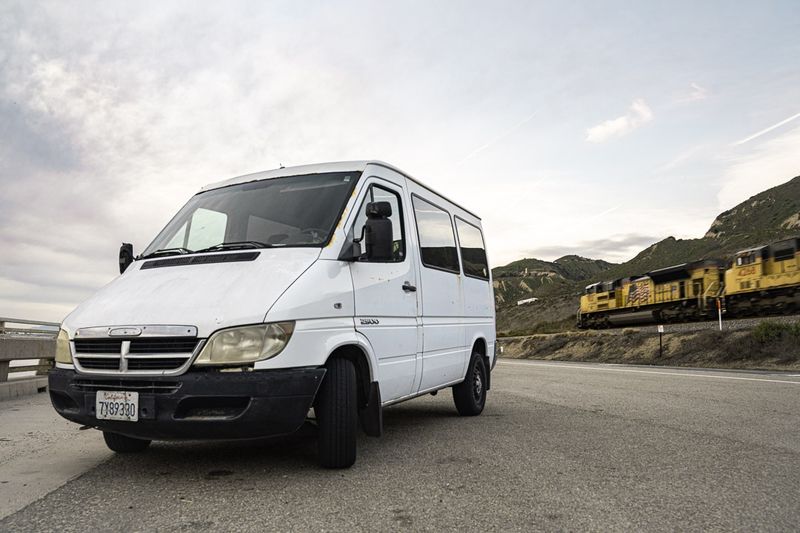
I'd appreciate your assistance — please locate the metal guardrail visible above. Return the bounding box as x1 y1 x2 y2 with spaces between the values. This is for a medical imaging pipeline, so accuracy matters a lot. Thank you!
0 318 59 382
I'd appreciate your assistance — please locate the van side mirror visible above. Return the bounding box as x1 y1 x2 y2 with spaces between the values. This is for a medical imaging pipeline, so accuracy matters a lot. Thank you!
364 201 393 261
119 243 134 274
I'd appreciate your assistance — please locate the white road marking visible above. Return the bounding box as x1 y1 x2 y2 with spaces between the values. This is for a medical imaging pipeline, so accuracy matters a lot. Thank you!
498 360 800 385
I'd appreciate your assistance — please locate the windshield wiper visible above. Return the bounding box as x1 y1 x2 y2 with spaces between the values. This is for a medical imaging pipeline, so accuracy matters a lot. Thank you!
139 247 192 260
195 241 273 253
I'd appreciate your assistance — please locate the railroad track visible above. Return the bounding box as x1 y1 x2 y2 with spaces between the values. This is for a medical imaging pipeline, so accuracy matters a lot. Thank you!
499 313 800 339
611 313 800 334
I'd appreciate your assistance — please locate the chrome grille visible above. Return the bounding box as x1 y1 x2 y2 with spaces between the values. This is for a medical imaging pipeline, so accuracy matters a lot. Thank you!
73 336 202 375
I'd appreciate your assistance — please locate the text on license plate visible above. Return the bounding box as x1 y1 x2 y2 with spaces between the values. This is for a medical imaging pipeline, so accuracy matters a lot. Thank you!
96 390 139 421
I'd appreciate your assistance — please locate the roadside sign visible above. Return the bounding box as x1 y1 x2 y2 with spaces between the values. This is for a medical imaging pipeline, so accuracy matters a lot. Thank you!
657 325 664 333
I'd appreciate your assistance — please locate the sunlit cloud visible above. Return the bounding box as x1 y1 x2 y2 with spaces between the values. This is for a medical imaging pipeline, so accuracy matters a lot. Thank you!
585 99 653 143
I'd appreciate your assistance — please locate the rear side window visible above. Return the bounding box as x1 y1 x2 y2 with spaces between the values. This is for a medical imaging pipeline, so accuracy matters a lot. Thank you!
412 196 460 273
455 218 489 280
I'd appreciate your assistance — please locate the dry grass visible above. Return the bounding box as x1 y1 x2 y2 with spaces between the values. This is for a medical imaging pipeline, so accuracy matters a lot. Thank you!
498 323 800 371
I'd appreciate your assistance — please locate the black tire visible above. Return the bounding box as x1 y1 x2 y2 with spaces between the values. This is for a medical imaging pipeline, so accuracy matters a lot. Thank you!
102 431 151 453
315 358 358 468
452 353 487 416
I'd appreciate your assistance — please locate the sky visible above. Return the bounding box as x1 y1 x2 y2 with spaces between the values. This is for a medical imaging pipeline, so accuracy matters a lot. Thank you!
1 1 799 322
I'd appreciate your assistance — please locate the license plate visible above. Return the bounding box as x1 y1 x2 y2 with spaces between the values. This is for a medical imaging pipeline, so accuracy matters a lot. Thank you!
96 390 139 422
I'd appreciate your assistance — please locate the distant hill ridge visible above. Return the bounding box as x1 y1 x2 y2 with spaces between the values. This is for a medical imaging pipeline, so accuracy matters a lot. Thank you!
492 255 616 305
493 174 800 308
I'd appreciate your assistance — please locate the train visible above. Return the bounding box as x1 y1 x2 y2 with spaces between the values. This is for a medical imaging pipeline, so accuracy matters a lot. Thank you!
577 237 800 328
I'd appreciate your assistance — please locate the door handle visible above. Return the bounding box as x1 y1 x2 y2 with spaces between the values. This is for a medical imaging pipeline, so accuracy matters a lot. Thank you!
402 281 417 292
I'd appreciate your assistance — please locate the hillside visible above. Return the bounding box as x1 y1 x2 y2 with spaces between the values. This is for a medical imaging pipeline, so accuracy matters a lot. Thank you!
599 175 800 281
493 174 800 335
492 255 615 306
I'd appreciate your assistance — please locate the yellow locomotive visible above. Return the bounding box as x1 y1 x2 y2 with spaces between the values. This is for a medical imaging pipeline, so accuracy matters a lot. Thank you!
577 237 800 328
724 238 800 315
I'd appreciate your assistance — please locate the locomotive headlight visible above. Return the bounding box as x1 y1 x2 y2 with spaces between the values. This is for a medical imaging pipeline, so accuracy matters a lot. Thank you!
55 329 73 364
194 322 295 366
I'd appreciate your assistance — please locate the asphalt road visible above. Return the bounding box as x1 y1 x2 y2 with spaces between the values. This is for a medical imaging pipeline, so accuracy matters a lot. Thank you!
2 361 800 532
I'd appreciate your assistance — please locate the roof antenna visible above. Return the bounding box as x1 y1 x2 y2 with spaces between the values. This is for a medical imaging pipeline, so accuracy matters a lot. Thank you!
279 163 285 169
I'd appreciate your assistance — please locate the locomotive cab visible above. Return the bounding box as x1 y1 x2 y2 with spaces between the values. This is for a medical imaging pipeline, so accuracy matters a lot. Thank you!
728 246 768 293
725 239 800 315
765 238 800 275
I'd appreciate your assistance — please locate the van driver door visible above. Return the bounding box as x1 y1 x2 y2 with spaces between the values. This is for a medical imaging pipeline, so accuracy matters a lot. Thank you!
349 176 421 402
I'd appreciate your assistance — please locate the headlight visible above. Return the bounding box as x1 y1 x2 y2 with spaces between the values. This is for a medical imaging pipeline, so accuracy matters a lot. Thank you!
55 329 73 364
194 322 295 366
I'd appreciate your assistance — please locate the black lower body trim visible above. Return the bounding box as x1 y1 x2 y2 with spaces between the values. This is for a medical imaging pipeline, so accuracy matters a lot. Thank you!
48 367 326 440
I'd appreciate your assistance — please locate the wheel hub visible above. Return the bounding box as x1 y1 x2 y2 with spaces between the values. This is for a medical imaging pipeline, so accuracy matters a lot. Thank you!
473 368 483 398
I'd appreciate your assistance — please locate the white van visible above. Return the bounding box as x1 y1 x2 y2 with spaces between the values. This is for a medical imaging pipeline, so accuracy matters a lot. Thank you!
49 161 496 468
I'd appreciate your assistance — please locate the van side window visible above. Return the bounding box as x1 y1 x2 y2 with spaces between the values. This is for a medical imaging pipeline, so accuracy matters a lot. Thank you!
455 218 489 280
412 196 460 273
353 185 405 262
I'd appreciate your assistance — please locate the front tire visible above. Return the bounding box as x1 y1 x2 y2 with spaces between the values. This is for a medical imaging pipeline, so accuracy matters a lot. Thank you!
452 353 487 416
102 431 151 453
315 358 358 468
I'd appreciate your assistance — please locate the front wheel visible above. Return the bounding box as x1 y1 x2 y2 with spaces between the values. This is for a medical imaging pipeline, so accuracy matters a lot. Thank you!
315 358 358 468
452 353 487 416
102 431 151 453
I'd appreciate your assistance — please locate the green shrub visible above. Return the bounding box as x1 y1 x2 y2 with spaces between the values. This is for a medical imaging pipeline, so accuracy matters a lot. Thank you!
751 321 800 343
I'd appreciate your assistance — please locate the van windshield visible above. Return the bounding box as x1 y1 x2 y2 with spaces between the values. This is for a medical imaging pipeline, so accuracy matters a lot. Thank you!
142 172 361 256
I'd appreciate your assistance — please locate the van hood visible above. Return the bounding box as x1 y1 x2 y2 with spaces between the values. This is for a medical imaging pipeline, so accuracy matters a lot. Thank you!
63 249 320 337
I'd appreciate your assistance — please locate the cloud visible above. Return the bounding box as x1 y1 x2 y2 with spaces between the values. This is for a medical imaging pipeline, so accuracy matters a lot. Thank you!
688 82 708 101
0 5 376 321
678 82 709 103
522 233 661 263
585 99 653 143
717 125 800 209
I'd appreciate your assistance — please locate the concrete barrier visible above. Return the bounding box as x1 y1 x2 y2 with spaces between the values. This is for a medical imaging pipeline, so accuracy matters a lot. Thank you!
0 318 58 400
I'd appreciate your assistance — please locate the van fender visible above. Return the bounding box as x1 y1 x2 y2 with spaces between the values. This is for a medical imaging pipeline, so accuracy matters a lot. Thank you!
327 331 383 437
327 330 379 383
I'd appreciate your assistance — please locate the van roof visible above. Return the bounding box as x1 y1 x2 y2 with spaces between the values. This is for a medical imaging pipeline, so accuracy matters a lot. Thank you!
201 160 481 220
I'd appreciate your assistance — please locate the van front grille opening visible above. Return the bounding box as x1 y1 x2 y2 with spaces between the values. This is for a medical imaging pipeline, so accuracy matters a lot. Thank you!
73 337 202 374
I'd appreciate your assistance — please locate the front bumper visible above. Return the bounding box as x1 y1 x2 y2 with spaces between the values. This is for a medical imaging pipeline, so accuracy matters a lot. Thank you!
48 367 326 440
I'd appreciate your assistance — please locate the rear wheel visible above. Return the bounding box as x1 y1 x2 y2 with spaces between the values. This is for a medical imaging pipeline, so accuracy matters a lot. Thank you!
315 358 358 468
102 431 151 453
452 352 487 416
